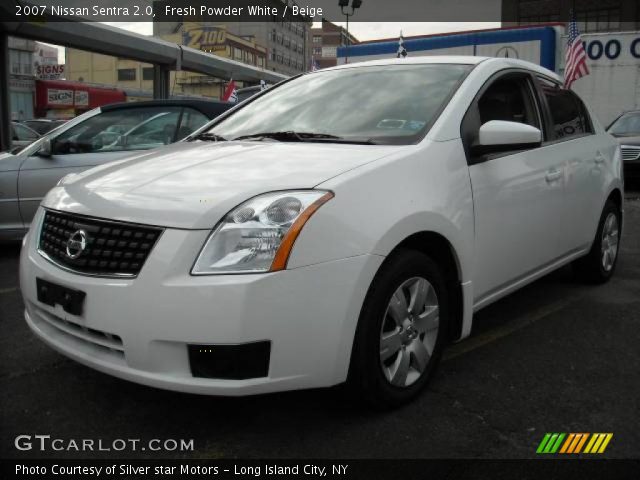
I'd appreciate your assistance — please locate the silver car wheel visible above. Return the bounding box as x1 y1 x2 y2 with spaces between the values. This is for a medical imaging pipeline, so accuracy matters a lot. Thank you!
379 277 439 388
601 212 619 272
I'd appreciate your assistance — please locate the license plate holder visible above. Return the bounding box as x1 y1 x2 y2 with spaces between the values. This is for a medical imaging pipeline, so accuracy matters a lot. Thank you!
36 278 86 316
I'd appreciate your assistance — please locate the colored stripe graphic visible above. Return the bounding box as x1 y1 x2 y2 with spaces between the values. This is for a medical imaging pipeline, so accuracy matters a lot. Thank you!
584 433 613 454
536 433 552 454
538 433 613 454
536 433 565 454
565 433 584 453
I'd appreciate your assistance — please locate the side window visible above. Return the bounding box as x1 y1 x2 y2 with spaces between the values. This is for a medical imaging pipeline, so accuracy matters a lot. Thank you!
571 92 594 134
124 109 181 148
52 107 181 154
14 123 39 141
176 108 210 140
477 77 540 128
461 73 542 161
538 78 592 140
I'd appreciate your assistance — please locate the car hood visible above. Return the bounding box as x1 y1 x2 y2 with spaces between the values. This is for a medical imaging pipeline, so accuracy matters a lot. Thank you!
43 140 400 229
610 133 640 146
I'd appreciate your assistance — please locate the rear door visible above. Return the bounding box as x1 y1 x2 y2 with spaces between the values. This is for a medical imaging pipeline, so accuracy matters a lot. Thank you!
462 71 566 304
534 77 608 252
17 105 181 226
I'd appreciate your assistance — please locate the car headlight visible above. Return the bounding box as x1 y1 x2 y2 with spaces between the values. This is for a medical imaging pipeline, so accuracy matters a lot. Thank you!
192 190 334 275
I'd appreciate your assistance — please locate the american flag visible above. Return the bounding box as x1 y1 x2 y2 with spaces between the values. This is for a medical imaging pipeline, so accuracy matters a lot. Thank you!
564 16 589 89
397 31 407 58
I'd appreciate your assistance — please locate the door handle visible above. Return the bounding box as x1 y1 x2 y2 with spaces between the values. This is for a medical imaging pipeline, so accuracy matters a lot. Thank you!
545 169 563 183
595 152 606 165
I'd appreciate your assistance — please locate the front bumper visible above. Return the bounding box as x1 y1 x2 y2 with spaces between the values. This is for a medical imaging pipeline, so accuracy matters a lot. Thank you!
20 211 382 395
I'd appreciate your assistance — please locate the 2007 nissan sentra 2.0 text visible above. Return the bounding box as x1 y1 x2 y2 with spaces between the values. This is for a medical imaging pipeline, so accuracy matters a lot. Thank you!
20 56 623 408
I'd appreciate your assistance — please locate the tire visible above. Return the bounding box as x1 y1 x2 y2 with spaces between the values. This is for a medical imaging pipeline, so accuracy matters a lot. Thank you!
348 249 449 409
573 200 621 284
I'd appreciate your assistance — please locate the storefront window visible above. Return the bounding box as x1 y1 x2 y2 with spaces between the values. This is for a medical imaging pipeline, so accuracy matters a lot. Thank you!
117 69 136 81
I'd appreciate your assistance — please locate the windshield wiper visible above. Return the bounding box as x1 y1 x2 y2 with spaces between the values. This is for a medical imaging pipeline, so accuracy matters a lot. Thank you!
233 131 377 144
191 132 228 142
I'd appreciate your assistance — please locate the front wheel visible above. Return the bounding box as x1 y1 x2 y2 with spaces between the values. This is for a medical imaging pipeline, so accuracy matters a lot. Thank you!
348 250 449 409
573 200 621 283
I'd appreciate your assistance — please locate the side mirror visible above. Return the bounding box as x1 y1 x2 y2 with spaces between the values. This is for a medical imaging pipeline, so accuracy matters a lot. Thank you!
472 120 542 157
38 137 52 157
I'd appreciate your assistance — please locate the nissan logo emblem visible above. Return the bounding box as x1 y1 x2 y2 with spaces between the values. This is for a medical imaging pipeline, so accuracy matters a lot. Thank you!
66 230 87 259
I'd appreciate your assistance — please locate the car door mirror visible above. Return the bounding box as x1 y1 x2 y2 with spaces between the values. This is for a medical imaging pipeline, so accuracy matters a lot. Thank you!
38 137 53 157
473 120 541 156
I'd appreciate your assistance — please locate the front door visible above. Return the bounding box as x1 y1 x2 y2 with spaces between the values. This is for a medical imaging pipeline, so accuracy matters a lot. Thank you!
462 72 567 304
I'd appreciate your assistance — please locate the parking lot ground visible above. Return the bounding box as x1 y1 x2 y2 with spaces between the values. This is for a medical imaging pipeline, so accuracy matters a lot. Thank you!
1 192 639 460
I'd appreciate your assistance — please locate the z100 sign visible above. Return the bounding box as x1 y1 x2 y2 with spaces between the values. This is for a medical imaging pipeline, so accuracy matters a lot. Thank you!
581 34 640 63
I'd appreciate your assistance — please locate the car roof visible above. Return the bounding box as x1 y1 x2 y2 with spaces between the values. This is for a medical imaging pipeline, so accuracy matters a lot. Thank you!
100 99 233 118
322 55 560 81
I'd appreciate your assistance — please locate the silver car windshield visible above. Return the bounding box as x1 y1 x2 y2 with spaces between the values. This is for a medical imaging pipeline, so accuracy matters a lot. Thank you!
207 64 472 145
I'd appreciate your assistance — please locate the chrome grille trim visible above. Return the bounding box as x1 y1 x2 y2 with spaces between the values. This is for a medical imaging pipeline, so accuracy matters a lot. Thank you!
621 145 640 161
38 209 163 278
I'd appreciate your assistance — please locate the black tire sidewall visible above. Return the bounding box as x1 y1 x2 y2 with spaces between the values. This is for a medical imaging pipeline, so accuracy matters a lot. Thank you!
350 250 449 408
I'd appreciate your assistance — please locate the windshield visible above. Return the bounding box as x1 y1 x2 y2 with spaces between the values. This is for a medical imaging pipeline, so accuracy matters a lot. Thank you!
207 64 471 145
608 112 640 135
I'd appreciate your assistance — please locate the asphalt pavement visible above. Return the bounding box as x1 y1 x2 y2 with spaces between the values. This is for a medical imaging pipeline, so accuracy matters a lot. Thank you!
1 191 639 460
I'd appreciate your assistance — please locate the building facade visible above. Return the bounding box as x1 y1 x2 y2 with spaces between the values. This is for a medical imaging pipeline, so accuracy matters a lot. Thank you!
33 42 59 70
66 25 268 99
502 0 640 32
9 38 65 119
155 18 312 76
9 37 36 120
310 19 359 69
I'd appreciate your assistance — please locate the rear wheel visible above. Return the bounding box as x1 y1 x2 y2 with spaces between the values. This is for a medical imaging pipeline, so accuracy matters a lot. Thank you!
348 250 449 409
573 200 621 283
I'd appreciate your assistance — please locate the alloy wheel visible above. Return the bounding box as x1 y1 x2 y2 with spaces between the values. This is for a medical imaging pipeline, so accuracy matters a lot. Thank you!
601 212 619 272
379 277 439 387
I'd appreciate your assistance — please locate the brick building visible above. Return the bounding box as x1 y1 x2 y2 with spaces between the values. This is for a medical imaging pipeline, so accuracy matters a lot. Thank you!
310 19 359 69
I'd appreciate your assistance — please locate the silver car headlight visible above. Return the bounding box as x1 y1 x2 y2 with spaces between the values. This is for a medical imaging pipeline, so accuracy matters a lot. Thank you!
192 190 333 275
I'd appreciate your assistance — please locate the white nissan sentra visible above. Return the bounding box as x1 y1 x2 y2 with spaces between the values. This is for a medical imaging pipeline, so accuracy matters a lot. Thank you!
20 57 622 407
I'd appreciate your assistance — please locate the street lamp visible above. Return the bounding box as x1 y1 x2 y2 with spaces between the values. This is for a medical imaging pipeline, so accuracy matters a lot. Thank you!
339 0 362 64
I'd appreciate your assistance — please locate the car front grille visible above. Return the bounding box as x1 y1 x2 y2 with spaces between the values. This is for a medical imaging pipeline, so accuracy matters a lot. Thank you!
621 145 640 161
38 209 163 277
